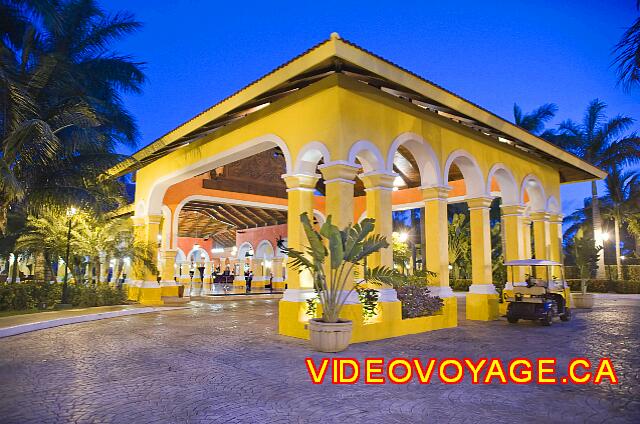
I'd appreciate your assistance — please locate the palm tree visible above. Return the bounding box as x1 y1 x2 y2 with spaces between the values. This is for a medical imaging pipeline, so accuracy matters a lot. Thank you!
552 99 640 278
612 1 640 90
601 167 640 278
16 207 157 283
513 103 558 137
448 213 470 280
0 0 145 233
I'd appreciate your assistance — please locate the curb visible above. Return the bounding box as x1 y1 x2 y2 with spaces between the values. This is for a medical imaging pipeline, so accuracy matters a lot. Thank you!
0 306 188 338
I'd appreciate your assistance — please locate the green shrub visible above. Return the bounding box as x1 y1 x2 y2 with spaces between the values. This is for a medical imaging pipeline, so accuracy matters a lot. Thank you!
450 279 472 292
396 286 444 319
0 282 61 311
68 284 126 307
566 279 640 294
0 282 125 311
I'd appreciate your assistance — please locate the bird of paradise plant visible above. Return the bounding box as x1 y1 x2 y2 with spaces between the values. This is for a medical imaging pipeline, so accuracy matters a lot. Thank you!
280 212 401 323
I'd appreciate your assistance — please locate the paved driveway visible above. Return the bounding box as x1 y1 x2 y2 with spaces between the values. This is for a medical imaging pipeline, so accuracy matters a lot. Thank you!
0 296 638 423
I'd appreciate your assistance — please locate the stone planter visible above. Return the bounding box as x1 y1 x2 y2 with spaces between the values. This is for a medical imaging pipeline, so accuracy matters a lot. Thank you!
308 319 352 353
572 293 595 309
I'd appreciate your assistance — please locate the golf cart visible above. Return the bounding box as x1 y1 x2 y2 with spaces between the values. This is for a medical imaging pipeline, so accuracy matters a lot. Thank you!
503 259 571 326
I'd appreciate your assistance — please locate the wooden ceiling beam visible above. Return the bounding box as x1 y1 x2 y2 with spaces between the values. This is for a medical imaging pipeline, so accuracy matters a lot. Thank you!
214 204 250 229
226 205 260 227
239 206 271 226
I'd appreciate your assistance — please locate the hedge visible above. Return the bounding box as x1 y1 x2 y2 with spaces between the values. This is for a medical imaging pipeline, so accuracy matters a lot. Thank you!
566 279 640 294
450 279 472 292
565 265 640 281
0 282 126 311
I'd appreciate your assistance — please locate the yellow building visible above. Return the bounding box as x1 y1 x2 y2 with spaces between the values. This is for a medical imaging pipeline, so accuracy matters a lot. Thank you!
107 34 604 343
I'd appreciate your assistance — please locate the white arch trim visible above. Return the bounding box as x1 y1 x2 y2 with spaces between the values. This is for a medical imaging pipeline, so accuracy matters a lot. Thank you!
145 134 293 216
387 132 442 187
520 173 547 212
546 196 561 215
171 195 287 249
443 149 486 197
175 248 187 263
313 209 326 225
237 241 254 261
347 140 385 173
187 246 210 262
294 141 331 175
160 205 172 250
254 240 275 259
486 163 519 205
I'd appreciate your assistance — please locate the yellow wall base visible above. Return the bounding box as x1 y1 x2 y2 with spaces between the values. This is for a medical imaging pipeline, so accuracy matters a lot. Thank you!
160 285 179 297
466 293 499 321
278 296 457 343
273 281 286 290
126 284 164 306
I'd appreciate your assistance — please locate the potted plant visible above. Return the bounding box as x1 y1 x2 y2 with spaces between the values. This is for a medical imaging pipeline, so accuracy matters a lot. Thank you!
281 213 398 352
572 230 600 309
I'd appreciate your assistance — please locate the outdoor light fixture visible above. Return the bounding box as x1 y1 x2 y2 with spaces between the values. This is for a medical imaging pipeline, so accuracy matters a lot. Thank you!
398 232 409 243
601 232 610 241
621 255 626 260
264 260 272 268
448 265 453 270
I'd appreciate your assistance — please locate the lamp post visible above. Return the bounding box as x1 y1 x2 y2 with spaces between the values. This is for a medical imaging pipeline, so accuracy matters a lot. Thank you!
61 207 77 305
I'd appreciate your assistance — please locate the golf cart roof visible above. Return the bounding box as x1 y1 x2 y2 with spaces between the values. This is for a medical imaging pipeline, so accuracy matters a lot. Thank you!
504 259 563 267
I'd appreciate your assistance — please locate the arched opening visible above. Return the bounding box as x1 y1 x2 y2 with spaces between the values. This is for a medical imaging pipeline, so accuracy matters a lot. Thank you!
385 134 441 277
444 150 500 294
486 164 520 291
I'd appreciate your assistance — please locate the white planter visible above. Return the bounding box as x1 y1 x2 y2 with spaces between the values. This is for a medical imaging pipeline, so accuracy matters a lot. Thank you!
572 293 595 309
308 319 353 353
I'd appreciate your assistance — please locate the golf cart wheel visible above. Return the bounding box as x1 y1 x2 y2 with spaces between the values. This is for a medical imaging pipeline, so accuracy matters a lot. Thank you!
560 307 571 322
541 310 553 326
507 315 518 324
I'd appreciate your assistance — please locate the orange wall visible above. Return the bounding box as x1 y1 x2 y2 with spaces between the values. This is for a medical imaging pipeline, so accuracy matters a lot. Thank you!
236 224 287 256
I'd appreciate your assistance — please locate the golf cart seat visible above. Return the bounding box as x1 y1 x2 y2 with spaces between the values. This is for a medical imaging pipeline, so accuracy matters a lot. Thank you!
513 286 546 296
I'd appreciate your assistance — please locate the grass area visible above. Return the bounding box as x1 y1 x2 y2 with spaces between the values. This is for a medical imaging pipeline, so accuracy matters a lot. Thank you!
0 309 48 318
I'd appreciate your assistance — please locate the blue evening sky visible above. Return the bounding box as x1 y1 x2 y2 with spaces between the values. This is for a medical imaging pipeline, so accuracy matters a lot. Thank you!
106 0 638 218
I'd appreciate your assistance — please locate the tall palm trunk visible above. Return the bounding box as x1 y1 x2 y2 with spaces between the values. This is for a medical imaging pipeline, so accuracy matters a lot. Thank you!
10 255 18 283
614 216 622 280
592 181 606 278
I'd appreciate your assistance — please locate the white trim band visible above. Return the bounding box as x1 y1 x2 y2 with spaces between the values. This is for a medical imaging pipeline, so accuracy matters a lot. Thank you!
468 284 499 295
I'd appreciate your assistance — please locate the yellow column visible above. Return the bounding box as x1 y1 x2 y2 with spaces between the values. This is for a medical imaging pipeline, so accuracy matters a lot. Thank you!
359 172 395 269
251 258 265 288
319 162 359 227
466 197 499 321
272 257 285 289
422 186 457 327
531 211 550 279
522 215 532 259
359 171 402 314
282 173 319 290
159 249 179 297
129 214 163 305
422 187 452 294
549 213 564 280
501 204 526 283
319 162 359 293
279 173 320 338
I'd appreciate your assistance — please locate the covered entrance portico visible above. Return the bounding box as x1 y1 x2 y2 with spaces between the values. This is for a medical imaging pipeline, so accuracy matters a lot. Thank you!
108 34 604 343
